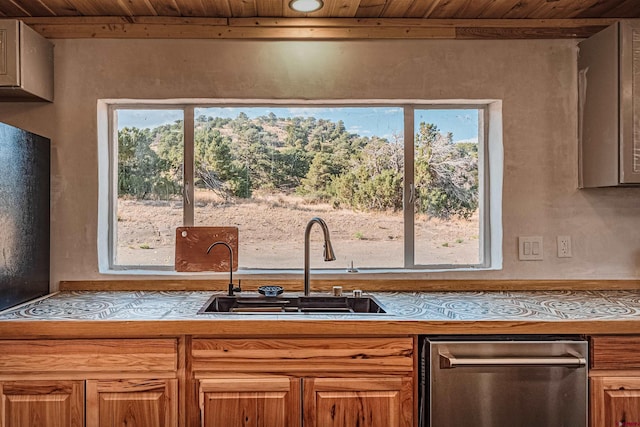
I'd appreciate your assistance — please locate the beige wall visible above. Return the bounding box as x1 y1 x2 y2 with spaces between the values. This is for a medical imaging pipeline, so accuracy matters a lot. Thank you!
1 38 639 288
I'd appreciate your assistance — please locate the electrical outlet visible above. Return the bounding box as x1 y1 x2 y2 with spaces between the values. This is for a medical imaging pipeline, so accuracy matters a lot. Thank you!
557 236 572 258
518 236 543 260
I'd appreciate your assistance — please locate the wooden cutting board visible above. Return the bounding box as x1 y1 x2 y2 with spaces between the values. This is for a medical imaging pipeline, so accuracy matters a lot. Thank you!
175 226 238 272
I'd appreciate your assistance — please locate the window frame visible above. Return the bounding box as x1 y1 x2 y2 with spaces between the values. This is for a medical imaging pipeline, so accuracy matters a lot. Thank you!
99 99 501 274
405 104 490 270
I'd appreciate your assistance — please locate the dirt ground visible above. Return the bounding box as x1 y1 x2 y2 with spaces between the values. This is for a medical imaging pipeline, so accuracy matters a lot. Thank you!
116 192 480 269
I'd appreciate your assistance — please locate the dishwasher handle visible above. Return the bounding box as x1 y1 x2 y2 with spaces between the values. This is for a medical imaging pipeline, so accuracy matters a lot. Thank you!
439 352 587 369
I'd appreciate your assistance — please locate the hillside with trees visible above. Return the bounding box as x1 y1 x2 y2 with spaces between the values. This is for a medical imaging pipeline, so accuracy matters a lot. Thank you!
118 113 478 220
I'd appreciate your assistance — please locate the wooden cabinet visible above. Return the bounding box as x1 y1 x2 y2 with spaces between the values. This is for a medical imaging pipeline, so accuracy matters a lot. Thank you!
591 377 640 427
0 339 179 427
303 377 413 427
191 337 415 427
0 380 84 427
197 375 413 427
578 20 640 187
590 336 640 427
86 379 177 427
199 377 300 427
0 335 416 427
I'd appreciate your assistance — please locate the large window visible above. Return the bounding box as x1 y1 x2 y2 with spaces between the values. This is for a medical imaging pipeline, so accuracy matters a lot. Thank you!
101 101 501 273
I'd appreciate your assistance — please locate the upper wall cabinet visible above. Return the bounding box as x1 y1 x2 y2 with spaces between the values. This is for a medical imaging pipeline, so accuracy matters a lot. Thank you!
0 20 53 102
578 20 640 187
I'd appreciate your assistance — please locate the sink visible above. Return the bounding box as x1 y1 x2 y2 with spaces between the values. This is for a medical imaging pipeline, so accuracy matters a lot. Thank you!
198 294 387 315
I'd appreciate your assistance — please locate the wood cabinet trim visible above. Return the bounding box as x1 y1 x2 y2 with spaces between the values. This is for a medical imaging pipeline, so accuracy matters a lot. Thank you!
590 336 640 370
0 339 177 374
200 377 295 392
191 337 414 374
59 278 640 292
0 372 177 381
308 376 406 390
8 320 640 338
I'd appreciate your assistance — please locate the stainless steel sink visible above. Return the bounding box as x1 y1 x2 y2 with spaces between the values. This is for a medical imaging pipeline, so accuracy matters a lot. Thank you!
198 294 387 314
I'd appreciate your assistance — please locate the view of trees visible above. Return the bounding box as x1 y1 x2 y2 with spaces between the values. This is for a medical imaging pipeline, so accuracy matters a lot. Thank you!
118 113 478 219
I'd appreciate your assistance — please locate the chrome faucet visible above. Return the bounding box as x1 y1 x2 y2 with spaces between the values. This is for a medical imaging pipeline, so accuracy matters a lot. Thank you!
304 217 336 296
207 241 241 296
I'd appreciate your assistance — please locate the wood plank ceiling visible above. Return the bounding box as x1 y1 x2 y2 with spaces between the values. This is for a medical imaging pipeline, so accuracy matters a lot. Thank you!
1 0 638 39
4 0 640 19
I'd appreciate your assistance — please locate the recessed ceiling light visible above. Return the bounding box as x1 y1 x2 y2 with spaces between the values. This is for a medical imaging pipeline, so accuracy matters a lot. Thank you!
289 0 324 13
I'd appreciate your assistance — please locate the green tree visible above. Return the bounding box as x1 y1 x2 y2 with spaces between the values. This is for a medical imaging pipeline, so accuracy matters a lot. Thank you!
299 152 339 198
330 137 403 211
285 116 315 149
195 127 248 198
414 122 478 219
154 120 184 192
118 127 180 199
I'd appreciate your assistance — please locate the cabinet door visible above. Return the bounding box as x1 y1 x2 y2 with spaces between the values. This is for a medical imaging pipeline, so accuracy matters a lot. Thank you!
199 377 300 427
591 377 640 427
303 377 413 427
0 380 84 427
86 378 177 427
0 20 19 87
620 20 640 184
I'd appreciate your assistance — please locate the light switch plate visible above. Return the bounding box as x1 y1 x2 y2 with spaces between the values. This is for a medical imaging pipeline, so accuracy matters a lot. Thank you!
518 236 543 260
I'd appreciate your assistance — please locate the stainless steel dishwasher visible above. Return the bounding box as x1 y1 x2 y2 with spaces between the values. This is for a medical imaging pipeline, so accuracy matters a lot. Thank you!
420 336 588 427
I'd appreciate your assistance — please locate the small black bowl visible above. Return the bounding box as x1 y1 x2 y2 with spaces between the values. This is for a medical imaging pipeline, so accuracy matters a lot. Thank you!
258 285 284 298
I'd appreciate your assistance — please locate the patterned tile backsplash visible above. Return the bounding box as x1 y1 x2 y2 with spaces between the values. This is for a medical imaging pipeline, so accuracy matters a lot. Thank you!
1 290 640 321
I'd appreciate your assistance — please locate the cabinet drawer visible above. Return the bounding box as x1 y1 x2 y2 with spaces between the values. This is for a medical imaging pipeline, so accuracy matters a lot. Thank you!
591 336 640 369
191 337 414 374
0 339 177 374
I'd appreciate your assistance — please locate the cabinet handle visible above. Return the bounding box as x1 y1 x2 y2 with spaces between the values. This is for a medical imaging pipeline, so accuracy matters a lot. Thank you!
439 353 586 369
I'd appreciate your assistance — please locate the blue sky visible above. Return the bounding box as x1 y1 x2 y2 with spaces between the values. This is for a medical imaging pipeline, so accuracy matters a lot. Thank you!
117 106 479 143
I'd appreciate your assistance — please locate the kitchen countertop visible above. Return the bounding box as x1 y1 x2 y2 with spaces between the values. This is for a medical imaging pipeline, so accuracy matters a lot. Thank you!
1 289 640 337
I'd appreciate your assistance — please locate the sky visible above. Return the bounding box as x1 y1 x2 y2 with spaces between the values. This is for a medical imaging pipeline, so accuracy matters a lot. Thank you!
117 106 479 143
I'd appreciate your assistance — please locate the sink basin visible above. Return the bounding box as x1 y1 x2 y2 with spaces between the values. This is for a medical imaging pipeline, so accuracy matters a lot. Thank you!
198 294 387 315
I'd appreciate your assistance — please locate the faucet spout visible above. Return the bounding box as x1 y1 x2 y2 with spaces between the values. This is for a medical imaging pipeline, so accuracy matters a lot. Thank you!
207 241 240 296
304 217 336 296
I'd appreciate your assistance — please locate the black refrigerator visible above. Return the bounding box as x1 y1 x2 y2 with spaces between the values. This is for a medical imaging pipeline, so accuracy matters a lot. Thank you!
0 122 50 310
